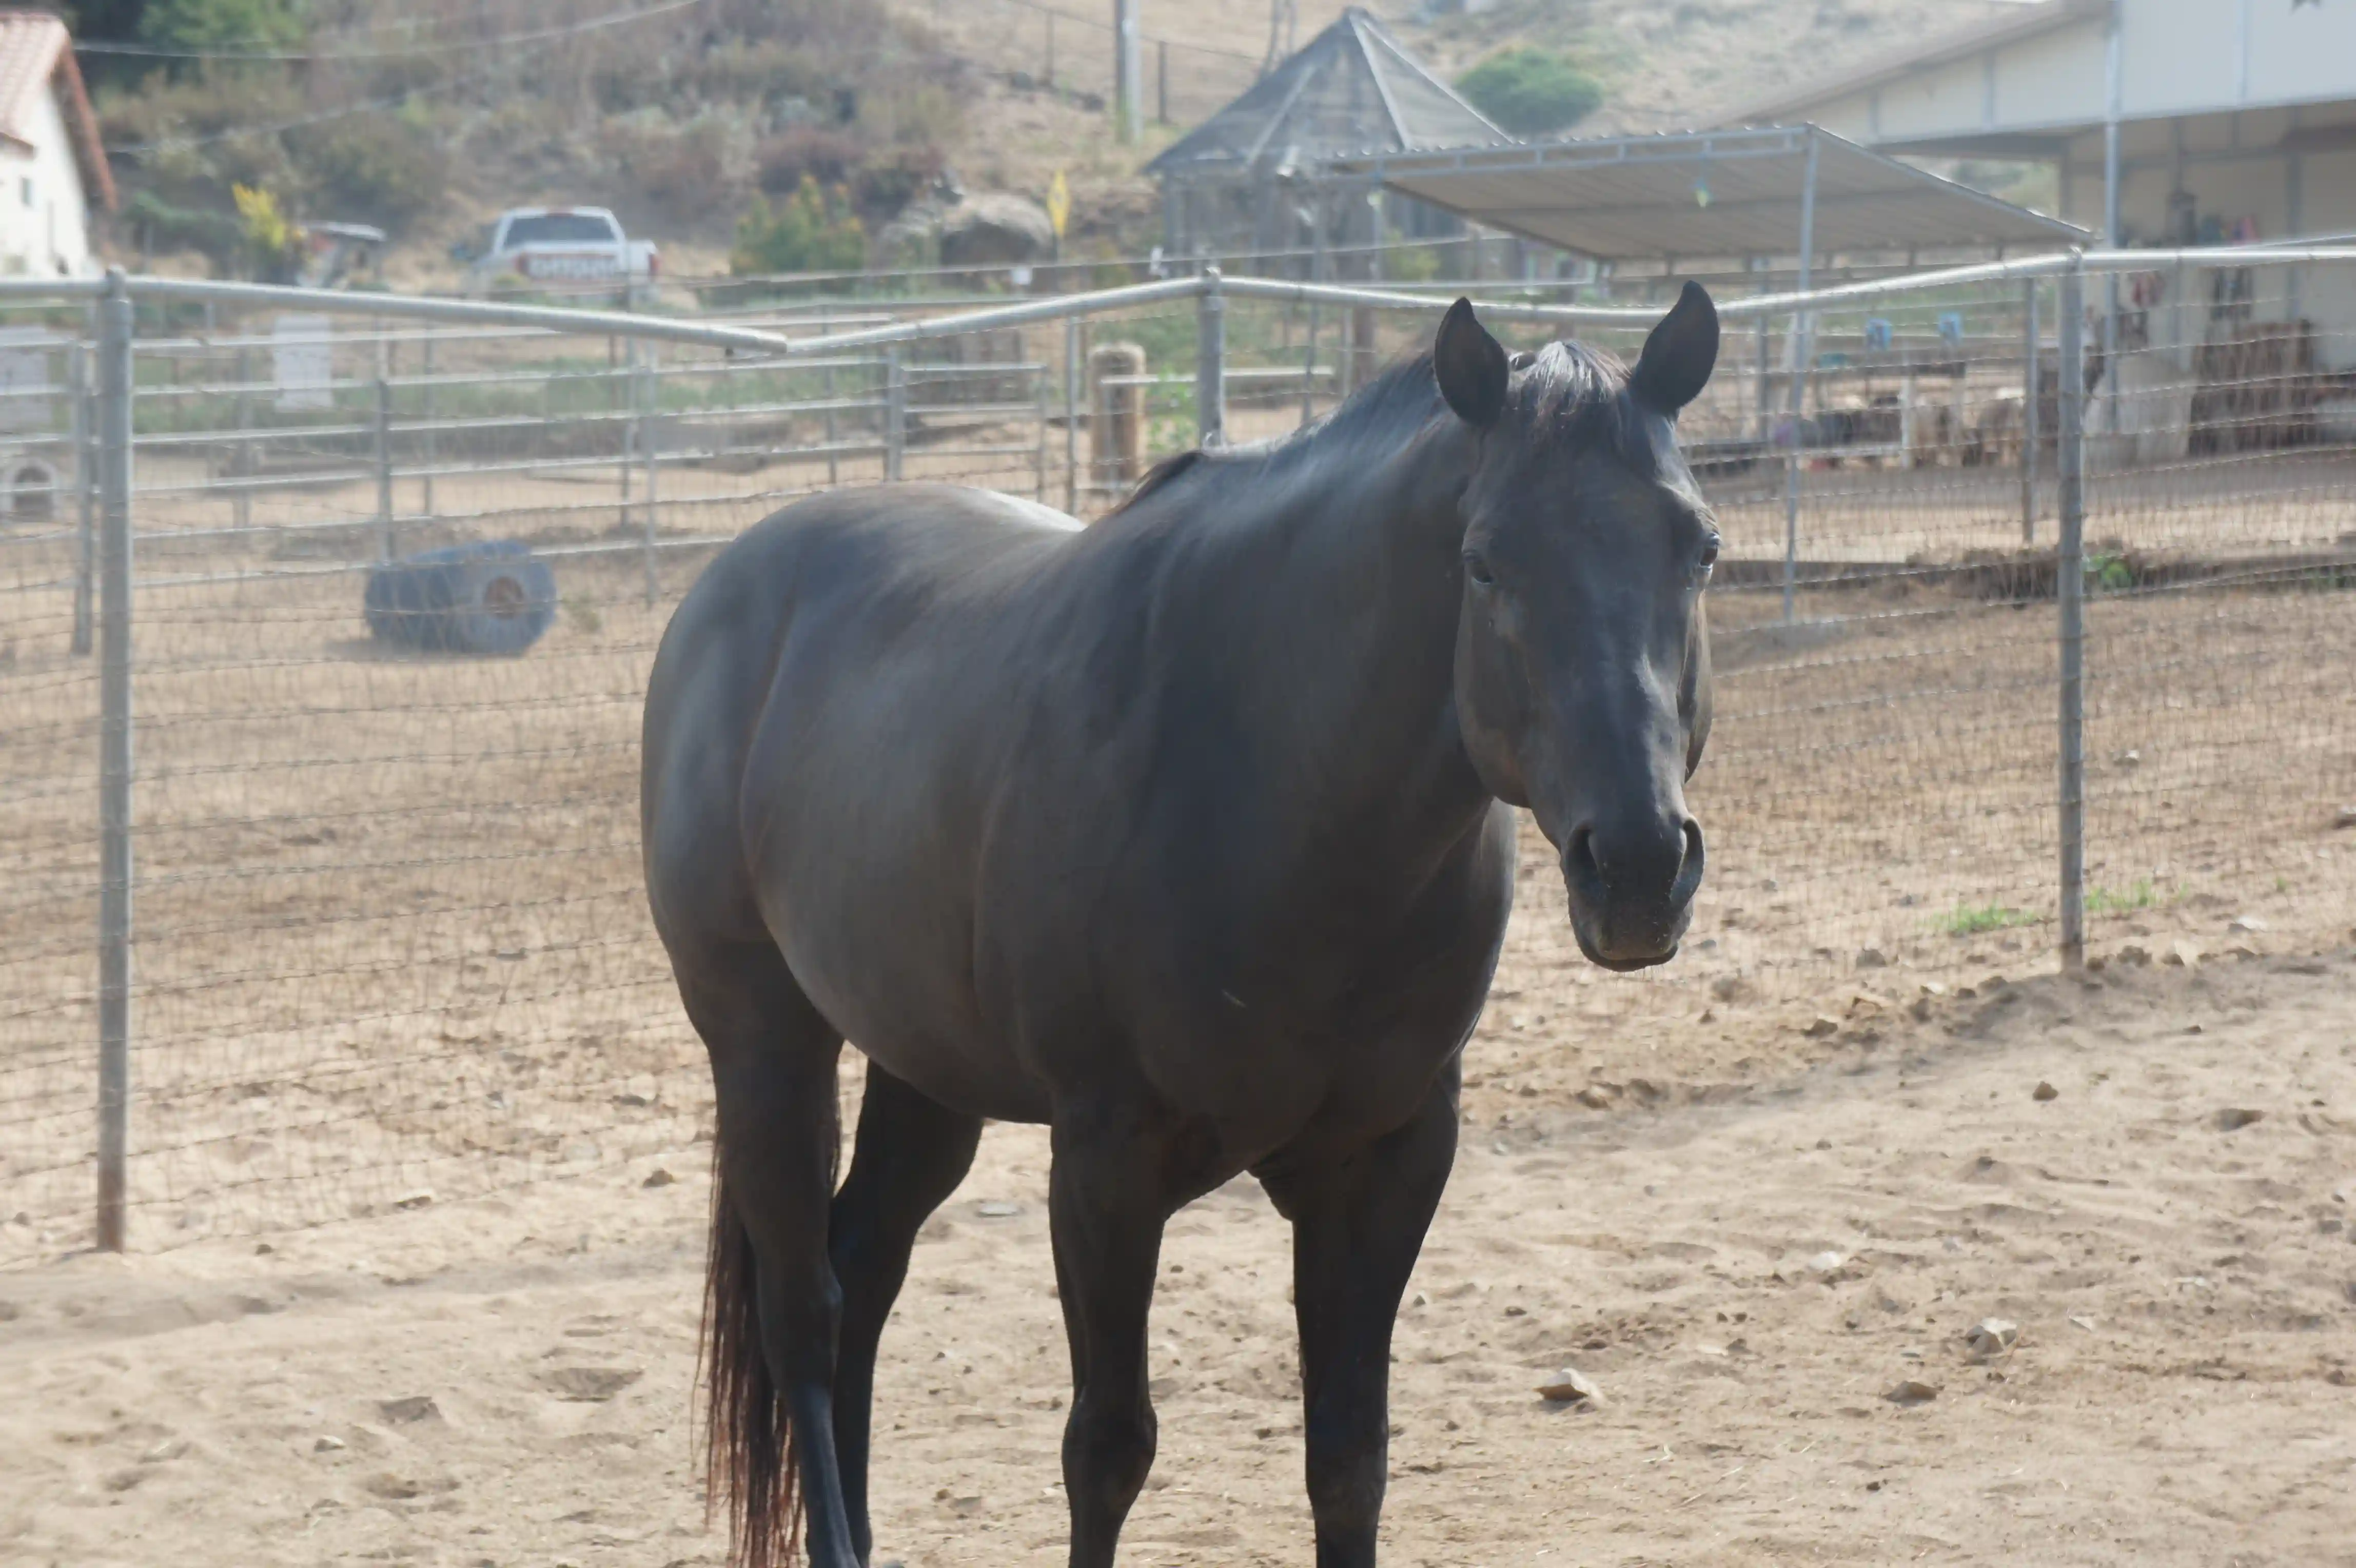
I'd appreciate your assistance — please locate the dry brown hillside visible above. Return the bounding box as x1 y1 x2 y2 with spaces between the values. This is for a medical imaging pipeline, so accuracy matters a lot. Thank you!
94 0 2032 282
888 0 2031 252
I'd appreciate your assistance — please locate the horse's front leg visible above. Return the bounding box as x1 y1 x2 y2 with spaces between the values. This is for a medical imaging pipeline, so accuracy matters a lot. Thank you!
1262 1071 1460 1568
1047 1097 1185 1568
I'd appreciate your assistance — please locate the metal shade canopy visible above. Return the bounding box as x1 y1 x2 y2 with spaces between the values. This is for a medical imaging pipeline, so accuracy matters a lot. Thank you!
1146 6 1506 181
1328 126 2088 261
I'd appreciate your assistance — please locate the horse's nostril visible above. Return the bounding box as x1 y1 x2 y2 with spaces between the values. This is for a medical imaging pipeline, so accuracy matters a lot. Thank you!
1671 818 1707 907
1566 824 1601 879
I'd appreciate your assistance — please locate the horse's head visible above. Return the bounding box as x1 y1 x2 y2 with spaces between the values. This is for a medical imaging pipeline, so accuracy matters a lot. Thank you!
1435 285 1720 972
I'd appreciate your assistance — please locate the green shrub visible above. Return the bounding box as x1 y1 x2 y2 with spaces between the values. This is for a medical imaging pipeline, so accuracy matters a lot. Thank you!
1456 47 1603 138
141 0 308 58
233 181 303 281
123 189 245 267
294 110 447 233
1386 244 1445 283
757 126 865 195
732 178 867 276
853 145 941 218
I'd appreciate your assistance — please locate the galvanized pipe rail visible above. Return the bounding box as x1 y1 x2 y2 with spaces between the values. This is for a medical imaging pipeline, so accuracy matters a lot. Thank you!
30 242 2348 1249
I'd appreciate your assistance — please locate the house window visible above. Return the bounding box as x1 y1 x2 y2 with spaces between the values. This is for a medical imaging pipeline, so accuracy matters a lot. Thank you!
18 178 29 208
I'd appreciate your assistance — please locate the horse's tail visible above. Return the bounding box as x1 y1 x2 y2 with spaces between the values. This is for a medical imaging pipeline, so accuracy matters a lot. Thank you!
700 1152 800 1568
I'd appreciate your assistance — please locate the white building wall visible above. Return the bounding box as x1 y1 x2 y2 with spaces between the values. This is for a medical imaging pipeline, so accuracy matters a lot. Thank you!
2117 0 2239 119
1988 24 2108 132
2245 0 2356 111
1769 0 2356 144
1868 58 1993 144
0 84 93 278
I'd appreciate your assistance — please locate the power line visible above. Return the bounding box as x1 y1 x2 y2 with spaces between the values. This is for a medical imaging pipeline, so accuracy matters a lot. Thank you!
77 0 707 63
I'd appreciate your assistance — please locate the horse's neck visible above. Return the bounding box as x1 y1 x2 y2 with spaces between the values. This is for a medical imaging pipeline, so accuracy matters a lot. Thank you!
1204 428 1489 852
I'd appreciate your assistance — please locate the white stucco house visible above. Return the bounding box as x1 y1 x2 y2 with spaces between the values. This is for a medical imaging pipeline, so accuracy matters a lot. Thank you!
1717 0 2356 379
0 10 115 278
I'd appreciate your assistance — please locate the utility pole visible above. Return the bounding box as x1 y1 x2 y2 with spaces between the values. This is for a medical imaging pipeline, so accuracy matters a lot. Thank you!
1114 0 1143 144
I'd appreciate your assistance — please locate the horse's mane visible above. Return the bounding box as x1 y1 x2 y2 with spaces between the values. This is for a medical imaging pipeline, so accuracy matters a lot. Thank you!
1102 336 1659 521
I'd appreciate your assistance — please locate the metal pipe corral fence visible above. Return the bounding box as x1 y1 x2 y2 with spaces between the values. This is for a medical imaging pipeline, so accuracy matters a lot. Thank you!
2055 254 2089 973
2 245 2349 1260
93 271 133 1253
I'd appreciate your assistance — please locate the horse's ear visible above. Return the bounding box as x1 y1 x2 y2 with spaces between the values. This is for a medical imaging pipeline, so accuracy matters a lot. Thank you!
1434 298 1508 428
1628 281 1719 416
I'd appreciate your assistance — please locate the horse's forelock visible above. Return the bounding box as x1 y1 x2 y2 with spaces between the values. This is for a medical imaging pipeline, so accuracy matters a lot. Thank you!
1507 340 1658 479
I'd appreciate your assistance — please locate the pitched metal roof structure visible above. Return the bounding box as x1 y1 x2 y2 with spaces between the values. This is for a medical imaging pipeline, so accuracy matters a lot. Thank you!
1330 126 2086 261
0 11 115 210
1146 6 1508 181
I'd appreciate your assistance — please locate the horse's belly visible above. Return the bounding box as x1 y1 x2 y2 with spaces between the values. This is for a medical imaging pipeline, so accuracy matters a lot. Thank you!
756 847 1044 1121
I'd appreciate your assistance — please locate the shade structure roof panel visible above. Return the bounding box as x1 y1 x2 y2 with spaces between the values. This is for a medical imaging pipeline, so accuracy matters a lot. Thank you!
1329 127 2086 260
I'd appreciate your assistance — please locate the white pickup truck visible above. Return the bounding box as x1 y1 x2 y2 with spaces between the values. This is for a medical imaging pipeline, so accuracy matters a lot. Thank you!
459 207 659 298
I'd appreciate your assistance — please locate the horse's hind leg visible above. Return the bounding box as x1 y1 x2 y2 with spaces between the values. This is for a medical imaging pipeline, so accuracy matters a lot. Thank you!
1260 1077 1459 1568
679 939 860 1568
828 1065 983 1565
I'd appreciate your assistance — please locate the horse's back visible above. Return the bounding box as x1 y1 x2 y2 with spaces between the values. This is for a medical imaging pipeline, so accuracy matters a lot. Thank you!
641 484 1077 964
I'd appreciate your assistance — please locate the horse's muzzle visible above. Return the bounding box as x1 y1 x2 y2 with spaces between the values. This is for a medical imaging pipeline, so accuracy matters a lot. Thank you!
1561 816 1704 971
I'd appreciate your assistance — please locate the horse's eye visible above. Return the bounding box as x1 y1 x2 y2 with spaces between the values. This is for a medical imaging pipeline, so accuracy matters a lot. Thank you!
1696 536 1720 580
1463 552 1496 587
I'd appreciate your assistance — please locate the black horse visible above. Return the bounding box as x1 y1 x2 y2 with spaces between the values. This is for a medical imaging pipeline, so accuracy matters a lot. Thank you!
641 287 1721 1568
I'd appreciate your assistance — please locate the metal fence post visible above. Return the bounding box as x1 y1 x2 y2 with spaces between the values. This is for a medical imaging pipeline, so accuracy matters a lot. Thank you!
1196 266 1225 447
1033 359 1049 503
2056 253 2088 972
1303 186 1327 426
419 335 436 520
620 337 637 528
372 376 395 560
95 268 133 1253
2021 277 2040 542
884 349 905 482
1781 132 1821 624
69 342 92 655
640 339 661 607
823 361 840 488
1751 276 1771 441
1063 315 1081 514
231 346 252 536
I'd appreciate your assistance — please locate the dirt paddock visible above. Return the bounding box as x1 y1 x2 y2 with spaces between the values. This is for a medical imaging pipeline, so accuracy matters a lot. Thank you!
5 945 2354 1567
3 391 2352 1563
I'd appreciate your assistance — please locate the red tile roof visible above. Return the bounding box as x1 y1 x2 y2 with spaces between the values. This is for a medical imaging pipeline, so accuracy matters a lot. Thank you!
0 11 115 210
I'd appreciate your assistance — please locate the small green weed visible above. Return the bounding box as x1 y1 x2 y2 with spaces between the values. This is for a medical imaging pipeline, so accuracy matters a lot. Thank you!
2085 552 2135 592
1935 902 2034 936
2085 879 2158 917
563 597 603 636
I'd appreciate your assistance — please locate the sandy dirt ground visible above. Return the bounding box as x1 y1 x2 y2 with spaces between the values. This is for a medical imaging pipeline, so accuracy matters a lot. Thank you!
5 946 2354 1567
3 312 2351 1564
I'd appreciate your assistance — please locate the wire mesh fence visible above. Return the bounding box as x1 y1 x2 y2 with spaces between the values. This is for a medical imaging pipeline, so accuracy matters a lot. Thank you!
2 252 2351 1264
2078 260 2356 967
